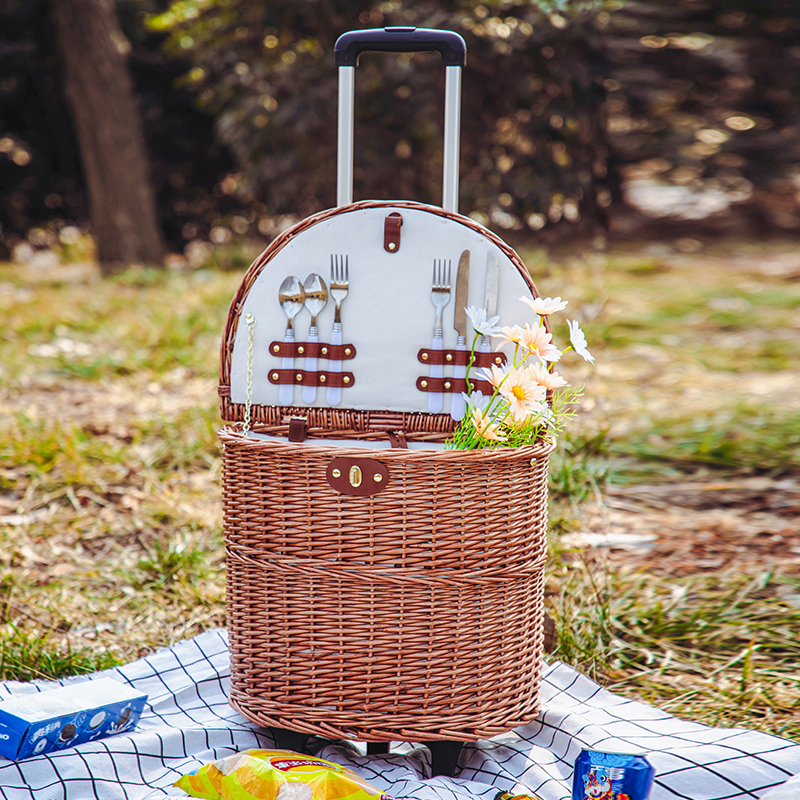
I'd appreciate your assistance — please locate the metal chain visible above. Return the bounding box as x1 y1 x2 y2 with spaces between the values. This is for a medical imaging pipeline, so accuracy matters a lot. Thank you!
243 313 256 435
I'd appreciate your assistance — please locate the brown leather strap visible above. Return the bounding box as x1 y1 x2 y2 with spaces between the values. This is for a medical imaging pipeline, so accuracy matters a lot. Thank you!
384 212 403 252
269 341 356 360
416 376 494 394
387 431 408 449
417 348 507 368
288 417 308 442
268 369 355 387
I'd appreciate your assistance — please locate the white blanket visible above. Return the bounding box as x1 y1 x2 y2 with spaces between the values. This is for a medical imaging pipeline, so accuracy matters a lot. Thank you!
0 630 797 800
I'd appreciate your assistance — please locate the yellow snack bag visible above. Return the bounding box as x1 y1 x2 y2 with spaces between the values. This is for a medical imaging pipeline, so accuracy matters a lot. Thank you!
174 749 394 800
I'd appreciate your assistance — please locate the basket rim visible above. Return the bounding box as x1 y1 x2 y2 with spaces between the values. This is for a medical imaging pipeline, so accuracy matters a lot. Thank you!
218 424 556 461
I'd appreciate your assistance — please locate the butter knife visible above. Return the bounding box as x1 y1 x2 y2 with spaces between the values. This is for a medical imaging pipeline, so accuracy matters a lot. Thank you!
450 249 470 420
481 252 499 352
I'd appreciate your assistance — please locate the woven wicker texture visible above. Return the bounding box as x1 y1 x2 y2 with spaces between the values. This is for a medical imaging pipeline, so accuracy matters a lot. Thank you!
221 427 555 741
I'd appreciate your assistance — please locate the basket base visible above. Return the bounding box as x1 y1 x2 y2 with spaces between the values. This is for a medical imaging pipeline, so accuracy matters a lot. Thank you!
228 692 540 744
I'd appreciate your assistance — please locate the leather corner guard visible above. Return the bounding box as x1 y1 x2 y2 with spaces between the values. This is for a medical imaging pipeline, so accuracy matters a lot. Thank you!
416 349 507 367
269 341 356 360
416 376 494 395
384 212 403 252
326 457 389 496
268 369 355 387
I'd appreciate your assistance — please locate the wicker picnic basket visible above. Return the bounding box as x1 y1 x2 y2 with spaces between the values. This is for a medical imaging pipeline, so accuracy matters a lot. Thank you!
218 28 556 742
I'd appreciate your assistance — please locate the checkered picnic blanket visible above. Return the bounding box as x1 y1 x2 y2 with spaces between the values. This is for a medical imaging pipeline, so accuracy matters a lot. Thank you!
0 630 797 799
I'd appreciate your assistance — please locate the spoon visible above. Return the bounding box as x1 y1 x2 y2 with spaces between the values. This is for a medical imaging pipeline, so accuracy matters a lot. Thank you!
278 276 305 406
301 273 329 404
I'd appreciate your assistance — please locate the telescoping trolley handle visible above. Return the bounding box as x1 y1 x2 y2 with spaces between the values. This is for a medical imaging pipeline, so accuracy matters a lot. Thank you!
334 27 467 213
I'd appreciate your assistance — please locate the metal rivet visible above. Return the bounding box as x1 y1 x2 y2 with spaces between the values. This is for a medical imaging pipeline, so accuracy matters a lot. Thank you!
271 372 279 380
495 356 502 364
388 242 396 251
272 345 280 353
421 352 429 360
444 381 451 389
319 374 326 383
296 373 303 381
332 468 341 478
445 353 453 362
373 473 383 482
298 346 304 354
421 380 428 388
321 347 328 355
344 347 352 356
343 376 350 384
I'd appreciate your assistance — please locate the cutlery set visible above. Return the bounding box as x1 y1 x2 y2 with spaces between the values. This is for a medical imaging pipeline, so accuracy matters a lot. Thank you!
415 249 506 421
270 255 354 407
270 249 504 418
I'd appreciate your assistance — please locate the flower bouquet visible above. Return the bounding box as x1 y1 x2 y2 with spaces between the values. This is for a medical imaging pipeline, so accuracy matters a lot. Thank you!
446 295 594 450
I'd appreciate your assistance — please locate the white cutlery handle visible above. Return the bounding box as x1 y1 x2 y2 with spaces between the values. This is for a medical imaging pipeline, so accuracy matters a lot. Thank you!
450 338 467 421
428 332 444 414
326 325 343 407
279 329 295 406
480 335 490 353
302 329 318 404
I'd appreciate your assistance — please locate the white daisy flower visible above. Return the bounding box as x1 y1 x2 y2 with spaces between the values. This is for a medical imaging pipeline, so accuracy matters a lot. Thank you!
567 319 595 364
465 305 502 336
520 295 568 315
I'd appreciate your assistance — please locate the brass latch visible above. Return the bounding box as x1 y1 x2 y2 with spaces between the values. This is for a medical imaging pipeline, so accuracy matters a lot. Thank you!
326 458 389 496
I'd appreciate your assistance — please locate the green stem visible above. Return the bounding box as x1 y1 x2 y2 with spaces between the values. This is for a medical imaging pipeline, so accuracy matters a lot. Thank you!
464 332 480 394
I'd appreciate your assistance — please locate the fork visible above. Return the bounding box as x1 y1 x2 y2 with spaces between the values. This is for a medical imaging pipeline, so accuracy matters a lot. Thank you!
327 254 350 407
428 259 452 414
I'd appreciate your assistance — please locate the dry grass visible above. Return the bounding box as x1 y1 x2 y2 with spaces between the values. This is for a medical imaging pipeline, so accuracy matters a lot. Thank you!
1 240 798 739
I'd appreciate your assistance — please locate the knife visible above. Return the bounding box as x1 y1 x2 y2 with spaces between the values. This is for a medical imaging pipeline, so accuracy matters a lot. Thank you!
481 251 499 352
450 249 470 421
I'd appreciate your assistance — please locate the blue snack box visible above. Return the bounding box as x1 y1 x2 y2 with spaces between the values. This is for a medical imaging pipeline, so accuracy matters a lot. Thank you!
0 677 147 760
573 749 654 800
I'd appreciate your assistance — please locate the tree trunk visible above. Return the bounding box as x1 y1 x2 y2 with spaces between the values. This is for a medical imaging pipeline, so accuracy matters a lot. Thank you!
52 0 164 274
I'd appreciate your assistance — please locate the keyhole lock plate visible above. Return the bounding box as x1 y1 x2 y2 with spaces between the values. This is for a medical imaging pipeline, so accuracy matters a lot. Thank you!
326 458 389 496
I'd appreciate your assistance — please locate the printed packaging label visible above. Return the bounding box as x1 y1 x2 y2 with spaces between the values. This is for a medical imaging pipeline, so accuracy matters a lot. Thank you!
0 677 147 760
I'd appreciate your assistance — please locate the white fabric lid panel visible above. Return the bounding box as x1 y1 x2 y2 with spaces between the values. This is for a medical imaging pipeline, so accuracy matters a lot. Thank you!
229 205 534 414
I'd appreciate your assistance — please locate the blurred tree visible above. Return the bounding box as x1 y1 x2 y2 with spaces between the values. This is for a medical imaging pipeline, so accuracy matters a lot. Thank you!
52 0 165 273
148 0 614 244
604 0 800 236
0 0 239 257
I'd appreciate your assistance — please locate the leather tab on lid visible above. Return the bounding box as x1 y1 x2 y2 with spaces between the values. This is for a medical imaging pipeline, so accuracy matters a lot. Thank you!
384 212 403 252
387 431 408 449
288 417 307 443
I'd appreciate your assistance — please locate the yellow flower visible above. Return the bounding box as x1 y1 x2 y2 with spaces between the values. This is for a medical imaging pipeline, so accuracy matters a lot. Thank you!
503 400 549 428
470 406 507 442
525 362 569 390
497 365 547 421
479 363 507 389
496 324 562 362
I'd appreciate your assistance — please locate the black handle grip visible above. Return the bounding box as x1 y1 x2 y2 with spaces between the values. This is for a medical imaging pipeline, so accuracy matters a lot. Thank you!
334 27 467 68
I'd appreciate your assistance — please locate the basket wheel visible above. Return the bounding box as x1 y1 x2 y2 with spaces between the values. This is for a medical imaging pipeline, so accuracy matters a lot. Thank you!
367 741 464 777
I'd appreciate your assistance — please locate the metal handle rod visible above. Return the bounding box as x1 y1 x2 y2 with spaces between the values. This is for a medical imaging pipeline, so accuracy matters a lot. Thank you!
337 66 355 207
442 65 461 213
336 64 461 211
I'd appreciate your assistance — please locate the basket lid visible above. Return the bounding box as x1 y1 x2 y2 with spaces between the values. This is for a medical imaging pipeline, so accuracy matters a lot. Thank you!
219 200 545 439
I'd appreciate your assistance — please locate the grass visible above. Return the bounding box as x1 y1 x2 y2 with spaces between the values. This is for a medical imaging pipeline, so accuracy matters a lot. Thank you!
611 404 800 480
546 559 800 738
0 623 121 682
1 239 799 744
